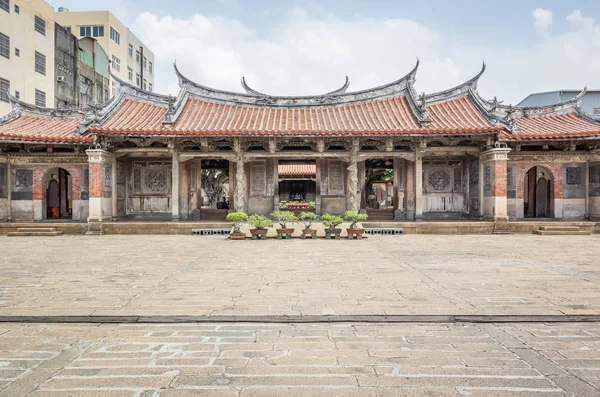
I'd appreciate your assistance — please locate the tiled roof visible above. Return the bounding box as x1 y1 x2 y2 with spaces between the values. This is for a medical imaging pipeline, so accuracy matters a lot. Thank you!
90 99 169 134
0 114 91 143
426 96 496 132
278 164 316 176
500 112 600 140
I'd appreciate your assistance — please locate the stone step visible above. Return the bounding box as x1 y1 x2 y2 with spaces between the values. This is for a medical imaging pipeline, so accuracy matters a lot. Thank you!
16 227 57 233
538 225 581 232
533 230 591 236
7 231 64 237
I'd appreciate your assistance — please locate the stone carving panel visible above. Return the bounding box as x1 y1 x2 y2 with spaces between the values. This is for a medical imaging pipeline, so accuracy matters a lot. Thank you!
15 169 33 187
566 167 581 185
117 162 125 184
250 161 266 196
507 167 513 186
145 171 168 193
484 165 491 192
83 168 89 188
453 167 462 192
132 161 172 195
105 165 112 188
470 161 479 184
328 162 344 195
590 165 600 197
427 170 450 192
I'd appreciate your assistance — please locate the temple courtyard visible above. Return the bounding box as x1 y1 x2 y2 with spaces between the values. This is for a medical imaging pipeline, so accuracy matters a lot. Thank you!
0 235 599 396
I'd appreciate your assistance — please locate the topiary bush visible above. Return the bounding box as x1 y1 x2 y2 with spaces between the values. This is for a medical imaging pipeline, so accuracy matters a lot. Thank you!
298 211 317 230
226 211 248 234
344 211 368 229
270 210 298 229
321 213 343 232
248 214 273 229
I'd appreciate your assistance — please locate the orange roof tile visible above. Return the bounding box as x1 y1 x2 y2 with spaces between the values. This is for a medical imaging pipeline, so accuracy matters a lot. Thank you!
92 99 169 134
500 112 600 140
426 96 492 130
0 115 91 143
278 164 316 176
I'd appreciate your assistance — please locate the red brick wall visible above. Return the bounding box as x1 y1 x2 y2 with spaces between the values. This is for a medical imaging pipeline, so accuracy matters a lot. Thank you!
34 165 82 201
493 161 507 197
88 162 104 199
513 162 563 200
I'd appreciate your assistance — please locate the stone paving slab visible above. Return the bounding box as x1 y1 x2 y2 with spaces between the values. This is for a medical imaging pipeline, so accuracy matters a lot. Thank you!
0 235 599 317
0 322 598 396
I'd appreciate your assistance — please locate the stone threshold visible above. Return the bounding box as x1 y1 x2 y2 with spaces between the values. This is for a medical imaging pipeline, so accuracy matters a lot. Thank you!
1 314 599 324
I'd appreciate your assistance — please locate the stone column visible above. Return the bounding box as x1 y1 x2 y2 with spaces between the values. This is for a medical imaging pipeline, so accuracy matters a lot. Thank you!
171 146 180 221
86 149 113 234
480 146 511 233
315 159 322 214
196 159 202 210
111 155 117 220
347 138 360 212
234 157 246 212
414 144 424 221
0 157 9 221
405 159 415 220
273 159 279 209
393 158 402 219
585 161 590 220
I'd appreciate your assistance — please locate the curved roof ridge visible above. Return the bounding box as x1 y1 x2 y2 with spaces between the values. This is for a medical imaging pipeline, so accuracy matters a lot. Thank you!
495 87 587 118
1 93 84 121
175 59 422 108
425 62 486 104
240 76 350 97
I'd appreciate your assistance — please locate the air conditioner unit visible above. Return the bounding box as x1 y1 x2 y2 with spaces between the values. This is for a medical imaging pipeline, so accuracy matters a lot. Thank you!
57 76 66 82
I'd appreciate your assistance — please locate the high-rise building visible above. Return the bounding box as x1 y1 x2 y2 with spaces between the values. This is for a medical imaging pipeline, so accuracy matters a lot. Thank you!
0 0 56 115
54 8 155 96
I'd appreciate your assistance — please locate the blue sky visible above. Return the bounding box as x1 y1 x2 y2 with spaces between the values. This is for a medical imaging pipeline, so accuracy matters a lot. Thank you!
49 0 600 103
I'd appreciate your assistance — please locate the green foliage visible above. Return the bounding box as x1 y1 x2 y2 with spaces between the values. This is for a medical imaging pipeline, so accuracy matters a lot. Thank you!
298 211 317 230
344 211 368 229
270 210 298 229
248 214 273 230
278 201 288 209
226 211 248 234
307 201 316 209
321 213 343 231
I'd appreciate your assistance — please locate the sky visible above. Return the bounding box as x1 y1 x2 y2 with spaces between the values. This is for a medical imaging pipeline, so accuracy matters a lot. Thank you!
48 0 600 104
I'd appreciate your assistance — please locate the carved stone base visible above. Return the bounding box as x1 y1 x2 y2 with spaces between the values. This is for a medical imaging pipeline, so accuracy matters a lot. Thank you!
86 220 104 235
393 209 404 220
492 217 511 234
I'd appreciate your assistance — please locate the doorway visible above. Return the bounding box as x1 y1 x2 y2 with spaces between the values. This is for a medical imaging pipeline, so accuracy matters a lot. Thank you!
524 166 551 218
46 168 72 219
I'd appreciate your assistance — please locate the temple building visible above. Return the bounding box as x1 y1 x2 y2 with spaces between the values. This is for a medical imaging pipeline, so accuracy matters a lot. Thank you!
1 61 600 233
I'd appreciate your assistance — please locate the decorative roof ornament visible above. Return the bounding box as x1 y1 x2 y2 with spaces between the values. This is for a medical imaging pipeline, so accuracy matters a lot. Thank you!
240 76 350 97
425 62 486 104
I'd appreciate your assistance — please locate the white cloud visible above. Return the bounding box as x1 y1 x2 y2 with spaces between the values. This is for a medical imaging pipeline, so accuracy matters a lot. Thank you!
567 10 595 30
132 8 600 106
533 8 553 34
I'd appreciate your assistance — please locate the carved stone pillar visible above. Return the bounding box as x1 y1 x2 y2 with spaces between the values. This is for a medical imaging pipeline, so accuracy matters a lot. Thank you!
347 138 360 212
315 159 322 214
234 157 246 212
86 149 113 234
414 144 424 221
393 158 402 219
111 155 118 220
273 158 279 208
171 146 180 221
0 157 9 221
405 160 415 220
480 146 511 233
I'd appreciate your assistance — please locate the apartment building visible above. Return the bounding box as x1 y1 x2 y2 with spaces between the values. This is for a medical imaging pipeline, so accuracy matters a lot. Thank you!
54 8 155 96
0 0 56 115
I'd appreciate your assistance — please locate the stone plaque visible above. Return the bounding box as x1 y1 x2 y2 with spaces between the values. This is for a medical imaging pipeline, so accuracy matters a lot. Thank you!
453 167 462 192
566 167 581 185
470 161 479 184
105 165 112 188
590 165 600 184
507 167 513 186
328 162 344 195
117 162 125 184
83 168 89 188
320 161 328 194
484 165 491 192
250 161 266 196
15 169 33 187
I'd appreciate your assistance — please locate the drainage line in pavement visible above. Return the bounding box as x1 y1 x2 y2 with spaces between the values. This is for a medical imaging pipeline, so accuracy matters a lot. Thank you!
0 315 599 324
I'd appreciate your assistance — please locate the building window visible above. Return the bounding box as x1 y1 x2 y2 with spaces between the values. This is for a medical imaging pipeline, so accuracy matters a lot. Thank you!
14 47 19 56
135 49 140 63
0 78 9 102
594 108 600 115
0 0 8 13
104 88 108 100
127 67 133 81
136 73 140 86
97 84 102 102
34 15 46 36
143 56 147 69
35 51 46 75
143 78 147 90
79 25 103 38
14 4 18 13
149 61 153 74
110 27 120 44
111 55 120 72
0 33 9 59
35 89 46 107
128 43 133 57
15 90 19 100
65 26 71 34
149 83 152 92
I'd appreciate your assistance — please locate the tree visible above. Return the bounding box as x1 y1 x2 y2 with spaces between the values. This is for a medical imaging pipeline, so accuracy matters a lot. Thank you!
201 169 228 208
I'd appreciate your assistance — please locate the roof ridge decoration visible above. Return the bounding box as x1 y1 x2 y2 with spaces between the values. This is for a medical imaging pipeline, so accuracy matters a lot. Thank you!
241 76 351 97
425 62 486 104
494 87 588 119
174 59 429 116
2 93 84 121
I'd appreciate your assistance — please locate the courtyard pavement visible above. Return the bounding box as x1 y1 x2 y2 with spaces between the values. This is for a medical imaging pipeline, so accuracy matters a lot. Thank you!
1 234 599 395
0 235 599 316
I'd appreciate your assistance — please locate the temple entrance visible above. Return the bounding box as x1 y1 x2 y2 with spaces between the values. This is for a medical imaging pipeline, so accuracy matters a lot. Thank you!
200 159 230 220
524 166 552 218
362 159 394 221
46 168 72 219
278 161 316 215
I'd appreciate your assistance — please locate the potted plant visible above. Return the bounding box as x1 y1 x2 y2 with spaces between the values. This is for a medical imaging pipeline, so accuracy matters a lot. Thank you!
226 211 248 240
270 210 297 239
298 211 318 239
344 211 368 239
248 214 273 240
322 213 343 239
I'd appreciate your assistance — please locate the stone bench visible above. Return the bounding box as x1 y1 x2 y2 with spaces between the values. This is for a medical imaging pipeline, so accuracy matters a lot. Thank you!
364 227 403 235
192 228 231 236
